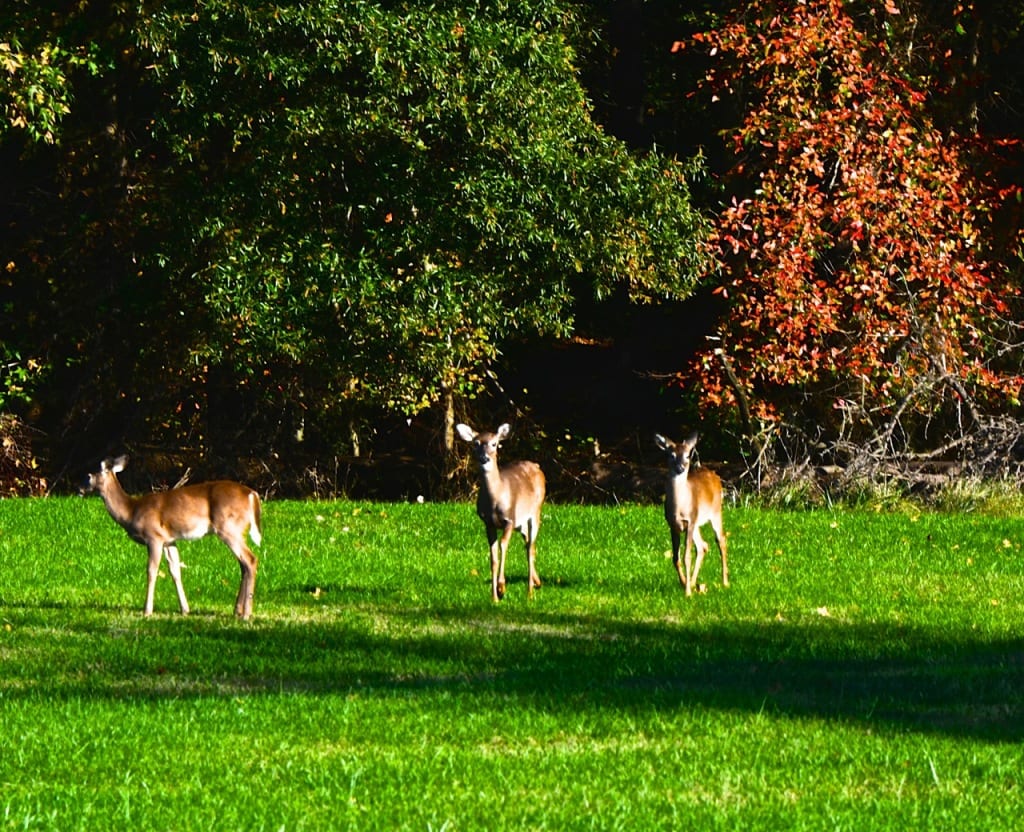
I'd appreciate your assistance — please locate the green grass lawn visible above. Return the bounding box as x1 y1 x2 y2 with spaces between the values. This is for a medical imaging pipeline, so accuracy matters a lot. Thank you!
1 496 1023 830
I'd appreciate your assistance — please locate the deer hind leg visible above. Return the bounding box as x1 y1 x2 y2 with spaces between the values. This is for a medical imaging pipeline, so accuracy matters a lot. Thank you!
711 514 729 587
690 525 710 593
144 541 163 616
524 518 541 598
222 533 258 619
234 547 258 620
163 544 191 615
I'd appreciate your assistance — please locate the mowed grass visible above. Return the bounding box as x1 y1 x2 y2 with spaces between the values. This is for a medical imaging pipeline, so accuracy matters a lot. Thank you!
1 495 1024 830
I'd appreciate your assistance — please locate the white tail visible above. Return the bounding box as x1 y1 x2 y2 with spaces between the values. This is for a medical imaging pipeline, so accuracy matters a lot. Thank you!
654 432 728 596
456 423 545 602
82 456 262 618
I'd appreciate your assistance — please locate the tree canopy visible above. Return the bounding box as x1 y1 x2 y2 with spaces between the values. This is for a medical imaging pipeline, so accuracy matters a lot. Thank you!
5 0 1024 497
1 0 709 487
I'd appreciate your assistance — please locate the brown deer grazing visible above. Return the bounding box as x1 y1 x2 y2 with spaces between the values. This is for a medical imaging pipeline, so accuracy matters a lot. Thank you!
456 423 545 602
654 433 728 596
82 456 262 618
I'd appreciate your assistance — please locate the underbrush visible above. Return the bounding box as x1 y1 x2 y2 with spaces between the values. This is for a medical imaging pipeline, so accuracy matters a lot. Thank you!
0 414 46 497
742 462 1024 516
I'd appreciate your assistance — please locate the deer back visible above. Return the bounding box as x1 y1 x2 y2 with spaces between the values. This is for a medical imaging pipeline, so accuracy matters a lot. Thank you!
130 481 259 543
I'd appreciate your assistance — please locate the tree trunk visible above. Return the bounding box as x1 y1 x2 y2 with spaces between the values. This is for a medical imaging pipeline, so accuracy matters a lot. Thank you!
441 384 455 456
436 384 464 499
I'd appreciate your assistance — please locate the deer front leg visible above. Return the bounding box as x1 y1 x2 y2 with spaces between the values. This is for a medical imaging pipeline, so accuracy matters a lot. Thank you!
486 527 503 602
670 528 687 591
144 542 163 615
163 544 191 615
495 525 514 601
683 524 696 597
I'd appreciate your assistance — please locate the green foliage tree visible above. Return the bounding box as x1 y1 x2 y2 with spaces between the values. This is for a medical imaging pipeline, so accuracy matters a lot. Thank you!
0 4 103 410
1 1 711 479
138 1 710 443
0 2 124 490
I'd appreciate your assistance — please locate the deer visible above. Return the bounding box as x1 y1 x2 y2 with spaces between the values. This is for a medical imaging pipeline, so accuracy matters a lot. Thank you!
654 432 728 596
81 456 262 619
455 423 545 602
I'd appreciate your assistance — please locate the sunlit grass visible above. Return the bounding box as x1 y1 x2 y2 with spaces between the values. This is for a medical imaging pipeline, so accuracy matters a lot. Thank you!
1 496 1023 829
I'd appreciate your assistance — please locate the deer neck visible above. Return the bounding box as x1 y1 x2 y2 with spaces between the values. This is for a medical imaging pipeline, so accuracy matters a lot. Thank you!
99 476 138 530
478 459 506 500
667 467 696 508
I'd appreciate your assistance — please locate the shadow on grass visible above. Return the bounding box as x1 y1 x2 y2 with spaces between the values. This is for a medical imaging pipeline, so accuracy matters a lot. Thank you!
3 598 1023 743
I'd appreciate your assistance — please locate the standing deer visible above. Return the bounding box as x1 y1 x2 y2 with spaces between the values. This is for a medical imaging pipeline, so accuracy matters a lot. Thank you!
82 456 262 618
654 432 728 596
455 423 545 602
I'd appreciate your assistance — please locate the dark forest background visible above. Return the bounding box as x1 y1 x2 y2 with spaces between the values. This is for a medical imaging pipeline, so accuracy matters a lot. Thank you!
3 1 1023 501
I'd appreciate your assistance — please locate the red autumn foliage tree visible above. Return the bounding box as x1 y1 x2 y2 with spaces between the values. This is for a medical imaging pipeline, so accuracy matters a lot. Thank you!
678 0 1023 463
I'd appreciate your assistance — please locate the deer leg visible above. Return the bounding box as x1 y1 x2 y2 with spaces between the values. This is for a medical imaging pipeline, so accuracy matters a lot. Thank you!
163 544 191 615
218 529 258 619
228 543 258 620
712 516 729 587
525 520 541 597
683 524 696 597
484 526 501 602
240 549 254 618
670 528 686 590
144 542 163 615
690 526 709 592
235 555 256 619
239 552 257 619
496 525 514 601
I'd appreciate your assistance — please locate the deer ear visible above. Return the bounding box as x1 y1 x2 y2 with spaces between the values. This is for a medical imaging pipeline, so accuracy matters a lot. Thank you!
455 424 477 443
654 434 670 451
684 431 699 447
496 423 511 440
110 455 128 473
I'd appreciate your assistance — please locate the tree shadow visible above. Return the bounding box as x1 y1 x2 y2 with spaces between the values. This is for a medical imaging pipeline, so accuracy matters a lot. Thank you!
3 600 1022 742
